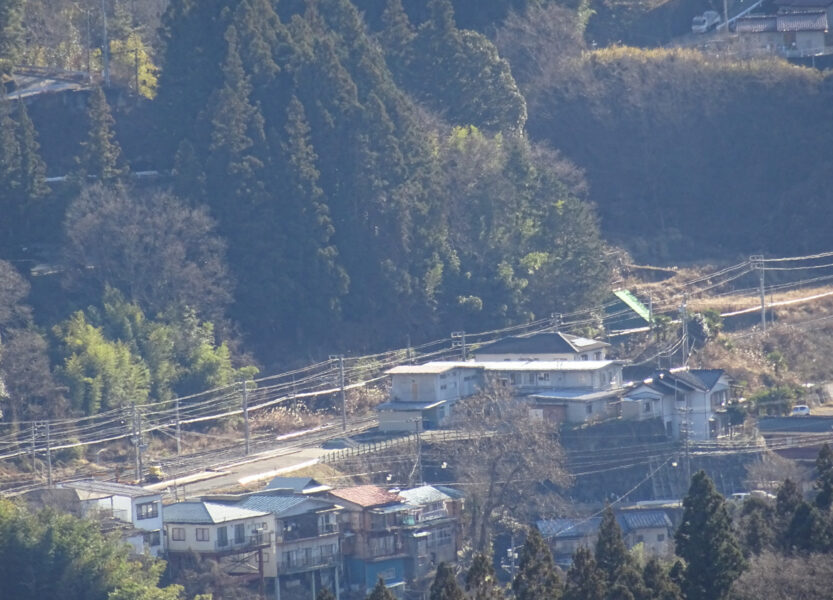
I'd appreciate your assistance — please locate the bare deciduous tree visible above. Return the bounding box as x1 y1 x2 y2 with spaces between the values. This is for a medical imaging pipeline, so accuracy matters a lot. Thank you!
62 184 232 322
443 381 570 553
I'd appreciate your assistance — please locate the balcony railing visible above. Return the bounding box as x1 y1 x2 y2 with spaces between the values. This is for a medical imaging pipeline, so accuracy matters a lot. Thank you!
279 553 339 573
214 531 272 553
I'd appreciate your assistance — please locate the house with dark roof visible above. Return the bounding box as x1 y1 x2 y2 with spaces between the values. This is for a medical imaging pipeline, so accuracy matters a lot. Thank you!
537 509 673 566
735 9 828 56
473 332 610 362
622 368 731 440
265 476 332 495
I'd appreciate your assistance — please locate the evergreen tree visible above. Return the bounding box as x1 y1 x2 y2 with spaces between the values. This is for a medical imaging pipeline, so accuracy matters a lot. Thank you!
367 578 397 600
0 91 21 248
379 0 415 70
674 471 745 600
775 477 803 550
563 547 605 600
75 86 127 182
642 558 683 600
13 99 47 202
814 443 833 510
431 563 465 600
776 478 803 519
594 505 631 587
0 0 24 71
317 588 337 600
785 500 831 553
465 553 504 600
512 528 562 600
737 497 775 557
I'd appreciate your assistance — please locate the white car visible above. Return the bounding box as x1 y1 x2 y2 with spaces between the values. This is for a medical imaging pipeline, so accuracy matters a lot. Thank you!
692 10 721 33
790 404 811 416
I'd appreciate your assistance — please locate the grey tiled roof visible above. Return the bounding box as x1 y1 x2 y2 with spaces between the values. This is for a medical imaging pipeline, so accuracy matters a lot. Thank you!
618 510 673 531
537 517 602 538
475 332 608 356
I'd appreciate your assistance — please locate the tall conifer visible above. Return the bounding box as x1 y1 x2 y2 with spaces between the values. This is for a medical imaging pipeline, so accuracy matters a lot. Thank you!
431 563 465 600
75 86 127 182
674 471 745 600
563 547 605 600
512 528 562 600
465 553 504 600
594 505 631 587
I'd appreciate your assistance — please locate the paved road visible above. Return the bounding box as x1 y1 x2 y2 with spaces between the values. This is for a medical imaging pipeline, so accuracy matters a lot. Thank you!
148 444 332 500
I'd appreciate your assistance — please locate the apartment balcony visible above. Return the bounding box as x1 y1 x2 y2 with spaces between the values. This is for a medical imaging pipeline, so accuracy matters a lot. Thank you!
209 531 273 555
279 553 340 575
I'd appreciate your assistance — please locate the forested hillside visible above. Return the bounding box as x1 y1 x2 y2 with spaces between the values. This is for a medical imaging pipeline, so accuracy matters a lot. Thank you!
1 0 832 421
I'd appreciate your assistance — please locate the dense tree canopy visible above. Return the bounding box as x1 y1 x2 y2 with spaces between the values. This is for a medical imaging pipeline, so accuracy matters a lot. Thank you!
0 499 182 600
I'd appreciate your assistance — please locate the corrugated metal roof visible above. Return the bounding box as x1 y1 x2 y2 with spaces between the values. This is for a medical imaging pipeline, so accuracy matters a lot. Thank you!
376 400 446 411
163 501 269 524
777 10 828 30
62 480 160 499
475 360 617 372
531 388 624 402
613 290 652 323
537 510 671 539
237 495 336 517
329 485 402 508
735 15 778 32
387 363 464 375
399 485 451 506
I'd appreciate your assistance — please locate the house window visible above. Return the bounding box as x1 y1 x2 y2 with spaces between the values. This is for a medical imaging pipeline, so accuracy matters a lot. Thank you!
143 530 161 547
263 552 270 563
636 535 644 543
440 384 447 390
657 534 665 542
196 528 210 542
595 352 602 360
217 526 228 547
586 404 593 415
235 523 245 544
171 527 185 541
527 373 535 384
136 502 158 520
540 372 550 382
582 355 589 360
644 402 652 413
261 522 268 531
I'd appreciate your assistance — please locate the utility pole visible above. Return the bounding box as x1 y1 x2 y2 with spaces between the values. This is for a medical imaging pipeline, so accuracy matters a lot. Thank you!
31 423 37 470
550 313 563 331
415 419 423 486
242 380 250 456
101 0 110 86
679 295 689 366
175 397 181 456
45 420 52 487
451 331 467 361
131 404 144 483
751 255 766 332
330 355 347 431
